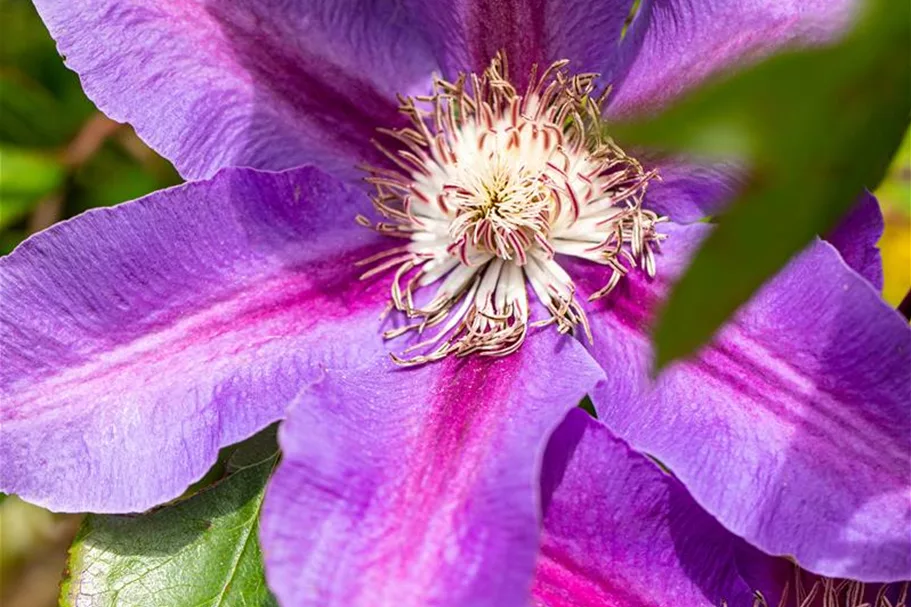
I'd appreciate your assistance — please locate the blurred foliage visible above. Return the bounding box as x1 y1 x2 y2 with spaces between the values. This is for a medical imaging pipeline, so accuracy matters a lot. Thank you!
878 130 911 307
614 0 911 369
0 0 180 255
0 145 64 226
0 497 81 607
877 130 911 215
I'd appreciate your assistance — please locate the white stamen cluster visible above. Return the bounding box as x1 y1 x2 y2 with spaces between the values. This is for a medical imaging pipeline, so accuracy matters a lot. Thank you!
359 54 666 365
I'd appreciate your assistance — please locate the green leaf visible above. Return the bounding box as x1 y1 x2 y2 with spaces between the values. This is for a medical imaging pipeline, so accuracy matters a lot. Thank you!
578 396 598 418
0 145 64 198
0 0 95 118
876 128 911 215
611 0 910 369
225 425 279 474
0 72 81 146
61 444 279 607
0 145 65 228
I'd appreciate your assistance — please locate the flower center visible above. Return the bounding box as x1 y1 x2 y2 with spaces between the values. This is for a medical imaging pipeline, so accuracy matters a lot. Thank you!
358 53 666 365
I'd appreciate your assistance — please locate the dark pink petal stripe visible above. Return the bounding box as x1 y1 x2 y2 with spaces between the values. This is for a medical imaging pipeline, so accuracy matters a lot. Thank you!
0 166 391 512
566 222 911 582
405 0 635 90
260 331 604 607
32 0 437 181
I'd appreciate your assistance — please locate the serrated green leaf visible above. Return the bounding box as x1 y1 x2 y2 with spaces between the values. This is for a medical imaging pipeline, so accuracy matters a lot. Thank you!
611 0 910 369
225 425 280 473
179 424 280 502
61 452 279 607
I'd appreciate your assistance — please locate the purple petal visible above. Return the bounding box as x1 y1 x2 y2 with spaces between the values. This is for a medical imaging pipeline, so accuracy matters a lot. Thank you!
533 411 909 607
641 165 884 286
566 223 911 581
825 191 885 290
643 156 743 223
642 165 883 286
405 0 635 89
260 331 603 607
608 0 860 116
0 166 393 513
32 0 437 181
533 409 768 607
733 554 910 607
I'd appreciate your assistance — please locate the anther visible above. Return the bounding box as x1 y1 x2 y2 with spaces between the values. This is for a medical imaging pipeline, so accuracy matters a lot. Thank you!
358 52 664 365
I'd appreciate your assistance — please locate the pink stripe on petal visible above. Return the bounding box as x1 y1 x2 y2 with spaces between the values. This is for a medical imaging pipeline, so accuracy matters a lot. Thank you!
566 222 911 582
405 0 635 89
0 166 392 513
532 410 762 607
260 331 603 607
32 0 437 181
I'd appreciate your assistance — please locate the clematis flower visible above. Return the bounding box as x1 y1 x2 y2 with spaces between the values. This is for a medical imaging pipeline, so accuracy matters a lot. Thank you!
3 0 909 606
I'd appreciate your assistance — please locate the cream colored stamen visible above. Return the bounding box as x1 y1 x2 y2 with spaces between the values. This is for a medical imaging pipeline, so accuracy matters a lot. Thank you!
729 569 909 607
359 53 666 365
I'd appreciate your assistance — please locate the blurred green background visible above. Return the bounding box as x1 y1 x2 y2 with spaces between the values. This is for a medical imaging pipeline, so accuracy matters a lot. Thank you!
0 0 180 256
0 0 908 604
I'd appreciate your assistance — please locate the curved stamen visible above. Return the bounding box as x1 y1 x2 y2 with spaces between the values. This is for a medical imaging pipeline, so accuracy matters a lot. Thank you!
726 565 909 607
359 52 666 365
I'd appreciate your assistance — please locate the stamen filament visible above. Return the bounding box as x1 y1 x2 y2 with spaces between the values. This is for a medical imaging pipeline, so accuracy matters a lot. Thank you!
358 52 665 364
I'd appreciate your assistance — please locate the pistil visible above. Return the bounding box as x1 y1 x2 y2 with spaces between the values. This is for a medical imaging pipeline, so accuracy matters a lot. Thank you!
359 53 666 365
